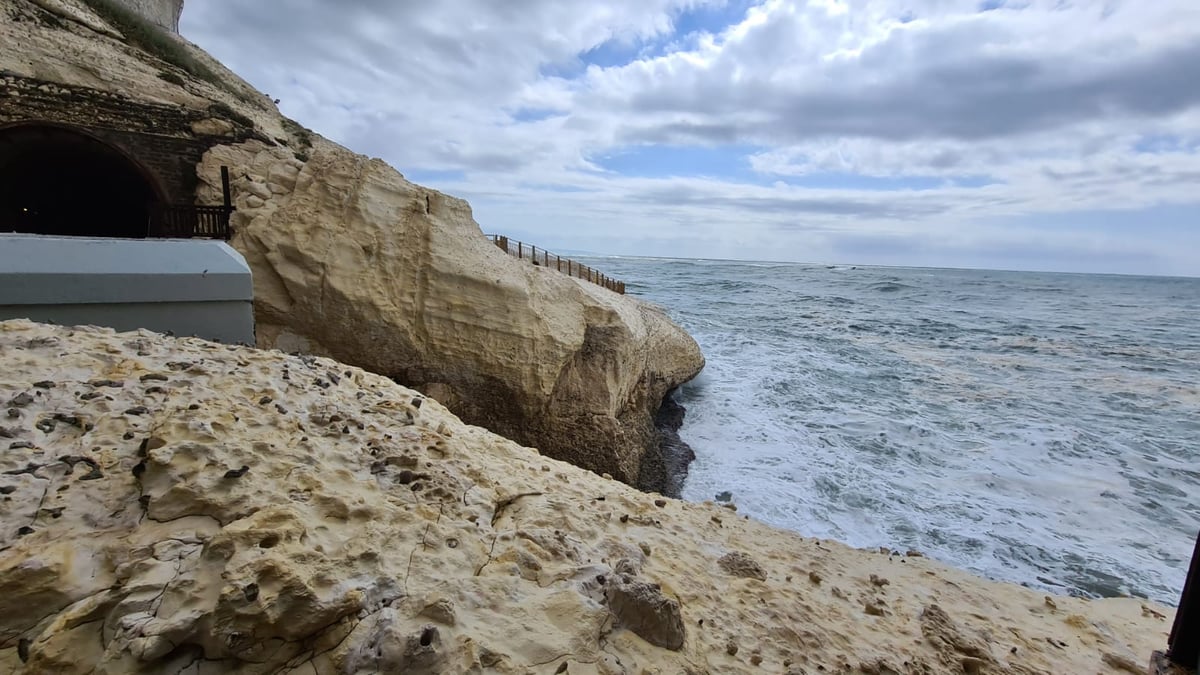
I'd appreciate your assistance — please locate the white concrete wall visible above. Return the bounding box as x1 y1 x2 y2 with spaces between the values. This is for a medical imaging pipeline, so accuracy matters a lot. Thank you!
111 0 184 32
0 234 254 344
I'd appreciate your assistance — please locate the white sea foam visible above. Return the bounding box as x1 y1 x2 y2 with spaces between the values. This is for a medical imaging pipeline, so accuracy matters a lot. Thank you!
597 257 1200 604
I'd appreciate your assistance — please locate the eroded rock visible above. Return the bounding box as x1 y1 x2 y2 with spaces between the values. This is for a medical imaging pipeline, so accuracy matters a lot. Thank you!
606 575 686 651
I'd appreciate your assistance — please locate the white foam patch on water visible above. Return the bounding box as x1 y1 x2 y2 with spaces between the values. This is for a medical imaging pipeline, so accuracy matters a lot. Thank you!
591 257 1200 603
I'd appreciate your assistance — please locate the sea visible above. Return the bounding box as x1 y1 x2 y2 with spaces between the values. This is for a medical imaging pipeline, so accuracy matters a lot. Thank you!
585 256 1200 605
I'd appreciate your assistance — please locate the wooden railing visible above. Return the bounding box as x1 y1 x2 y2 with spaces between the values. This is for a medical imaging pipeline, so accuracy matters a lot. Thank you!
148 204 233 239
487 235 625 294
147 167 235 240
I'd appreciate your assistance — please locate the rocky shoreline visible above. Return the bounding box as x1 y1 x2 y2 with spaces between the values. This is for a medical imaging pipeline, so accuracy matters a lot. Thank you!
639 389 696 498
0 320 1175 673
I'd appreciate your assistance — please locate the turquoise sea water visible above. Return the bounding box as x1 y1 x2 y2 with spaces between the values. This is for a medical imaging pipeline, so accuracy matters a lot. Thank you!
588 257 1200 605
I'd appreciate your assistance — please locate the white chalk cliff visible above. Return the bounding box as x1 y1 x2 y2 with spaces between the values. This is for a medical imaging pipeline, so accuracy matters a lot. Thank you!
0 0 705 490
0 321 1174 673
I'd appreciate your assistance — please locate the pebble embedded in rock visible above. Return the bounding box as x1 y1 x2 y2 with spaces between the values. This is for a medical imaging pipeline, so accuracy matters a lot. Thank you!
718 551 767 581
140 373 168 382
726 640 739 655
32 380 55 389
224 465 250 478
124 406 149 416
654 498 666 507
9 393 33 407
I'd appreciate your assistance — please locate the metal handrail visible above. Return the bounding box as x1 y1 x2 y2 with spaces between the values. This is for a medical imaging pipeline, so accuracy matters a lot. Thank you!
486 234 625 294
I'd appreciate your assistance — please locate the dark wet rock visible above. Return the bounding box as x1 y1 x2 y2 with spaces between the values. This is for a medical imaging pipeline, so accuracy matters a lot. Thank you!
715 490 733 502
9 392 33 407
124 406 149 416
412 396 423 409
718 551 767 581
88 379 124 388
8 441 34 450
637 389 695 498
259 396 273 405
605 576 686 651
139 373 169 382
224 465 250 479
32 380 55 389
654 499 666 508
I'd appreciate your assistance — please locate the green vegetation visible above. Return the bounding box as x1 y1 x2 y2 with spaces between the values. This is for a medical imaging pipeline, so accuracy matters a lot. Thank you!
79 0 245 102
282 117 314 150
157 70 185 86
207 102 254 130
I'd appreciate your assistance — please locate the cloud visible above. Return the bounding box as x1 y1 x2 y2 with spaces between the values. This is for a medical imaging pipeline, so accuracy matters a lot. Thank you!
181 0 1200 275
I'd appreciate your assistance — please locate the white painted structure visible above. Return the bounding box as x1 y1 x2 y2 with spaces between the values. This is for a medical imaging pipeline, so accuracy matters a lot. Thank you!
0 234 254 344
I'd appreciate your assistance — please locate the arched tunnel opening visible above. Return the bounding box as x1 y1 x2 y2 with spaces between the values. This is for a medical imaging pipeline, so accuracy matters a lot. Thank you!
0 124 162 238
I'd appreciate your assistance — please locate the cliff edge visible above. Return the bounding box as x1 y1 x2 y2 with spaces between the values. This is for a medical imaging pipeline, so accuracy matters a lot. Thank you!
0 321 1173 673
0 0 705 488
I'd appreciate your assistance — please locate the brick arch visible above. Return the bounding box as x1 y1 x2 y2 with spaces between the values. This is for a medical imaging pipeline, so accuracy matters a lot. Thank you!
0 121 168 238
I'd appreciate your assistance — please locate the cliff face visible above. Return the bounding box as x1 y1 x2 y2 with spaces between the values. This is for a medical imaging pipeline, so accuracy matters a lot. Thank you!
0 321 1173 674
110 0 183 32
0 0 705 488
194 140 704 487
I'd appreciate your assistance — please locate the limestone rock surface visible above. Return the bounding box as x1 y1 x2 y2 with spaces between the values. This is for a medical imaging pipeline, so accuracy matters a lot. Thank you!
0 0 705 487
195 140 704 488
0 321 1176 674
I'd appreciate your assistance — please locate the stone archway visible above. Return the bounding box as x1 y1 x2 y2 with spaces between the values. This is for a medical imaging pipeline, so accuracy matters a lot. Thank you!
0 123 166 238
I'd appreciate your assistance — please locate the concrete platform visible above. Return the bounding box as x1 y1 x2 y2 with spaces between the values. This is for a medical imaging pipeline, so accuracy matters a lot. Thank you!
0 234 254 344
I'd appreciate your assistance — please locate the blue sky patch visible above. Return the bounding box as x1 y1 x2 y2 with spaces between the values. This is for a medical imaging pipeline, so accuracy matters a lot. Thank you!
589 143 764 179
767 173 996 191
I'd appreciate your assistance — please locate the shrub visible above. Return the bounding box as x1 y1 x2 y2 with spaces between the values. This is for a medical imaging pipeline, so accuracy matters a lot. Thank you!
207 102 255 130
157 70 185 86
282 117 313 149
80 0 230 94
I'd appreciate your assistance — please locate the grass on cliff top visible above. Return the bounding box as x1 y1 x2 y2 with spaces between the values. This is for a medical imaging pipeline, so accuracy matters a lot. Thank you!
78 0 246 101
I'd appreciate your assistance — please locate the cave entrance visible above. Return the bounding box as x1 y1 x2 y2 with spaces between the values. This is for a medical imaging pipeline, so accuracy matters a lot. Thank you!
0 123 164 239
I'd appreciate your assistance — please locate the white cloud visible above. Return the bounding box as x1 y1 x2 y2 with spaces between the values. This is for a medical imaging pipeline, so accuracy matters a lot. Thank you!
181 0 1200 275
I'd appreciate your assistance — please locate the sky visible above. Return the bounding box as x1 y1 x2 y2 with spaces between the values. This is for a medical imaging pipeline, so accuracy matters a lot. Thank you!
181 1 1200 276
